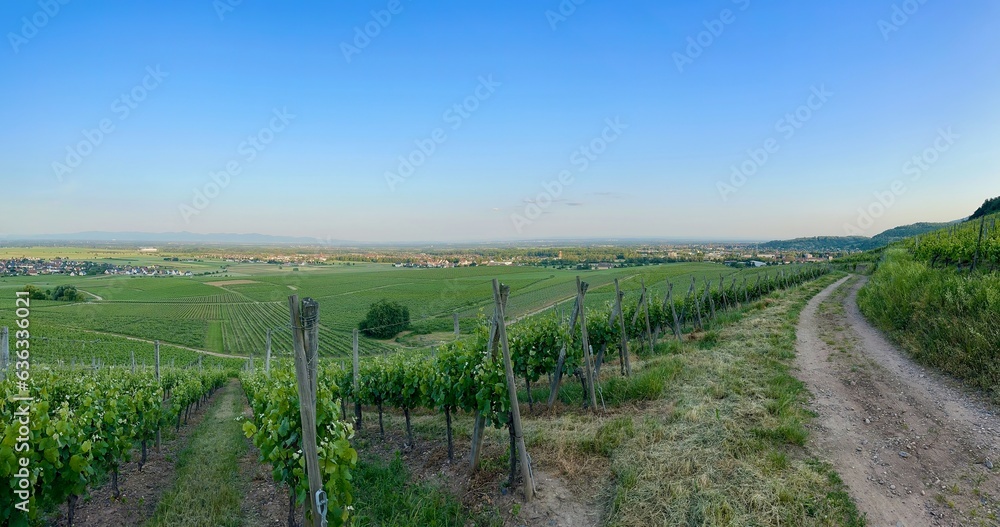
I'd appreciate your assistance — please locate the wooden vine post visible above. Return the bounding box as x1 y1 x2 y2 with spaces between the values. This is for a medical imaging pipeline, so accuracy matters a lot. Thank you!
662 283 682 342
972 215 986 272
491 279 536 501
353 328 362 432
288 296 326 527
641 278 653 353
154 340 161 451
471 287 505 472
0 327 7 381
577 278 598 411
546 285 581 410
613 279 630 376
705 279 716 321
265 329 272 378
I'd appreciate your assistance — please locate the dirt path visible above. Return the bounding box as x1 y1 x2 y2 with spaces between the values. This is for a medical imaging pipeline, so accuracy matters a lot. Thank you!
60 386 223 526
63 326 248 359
796 275 1000 526
147 381 246 527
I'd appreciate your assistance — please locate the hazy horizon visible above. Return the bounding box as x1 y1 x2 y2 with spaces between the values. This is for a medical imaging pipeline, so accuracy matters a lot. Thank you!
2 2 998 242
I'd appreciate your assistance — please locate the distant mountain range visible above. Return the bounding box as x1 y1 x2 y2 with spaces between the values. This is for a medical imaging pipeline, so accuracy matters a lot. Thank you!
0 231 349 245
759 221 958 252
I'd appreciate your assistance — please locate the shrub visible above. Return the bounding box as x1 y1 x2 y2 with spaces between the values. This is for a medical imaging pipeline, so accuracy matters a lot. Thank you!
359 299 411 339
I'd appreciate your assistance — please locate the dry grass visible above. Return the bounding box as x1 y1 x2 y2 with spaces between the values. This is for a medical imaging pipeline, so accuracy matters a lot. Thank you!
353 273 864 526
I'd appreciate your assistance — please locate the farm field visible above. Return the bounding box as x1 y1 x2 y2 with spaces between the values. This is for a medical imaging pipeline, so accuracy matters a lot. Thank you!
0 257 810 363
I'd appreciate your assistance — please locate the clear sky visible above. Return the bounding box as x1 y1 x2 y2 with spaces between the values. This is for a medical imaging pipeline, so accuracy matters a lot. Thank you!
2 1 998 242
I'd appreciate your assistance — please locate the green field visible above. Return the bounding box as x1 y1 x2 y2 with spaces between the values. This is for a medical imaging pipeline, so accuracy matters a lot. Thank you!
1 259 808 363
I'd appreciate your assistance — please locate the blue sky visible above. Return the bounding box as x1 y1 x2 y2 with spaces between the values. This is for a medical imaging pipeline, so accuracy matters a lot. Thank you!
1 0 998 242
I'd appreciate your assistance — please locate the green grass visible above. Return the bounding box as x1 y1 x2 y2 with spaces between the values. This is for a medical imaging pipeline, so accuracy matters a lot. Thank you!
858 248 1000 397
3 259 808 364
147 382 246 527
586 274 867 527
353 453 501 527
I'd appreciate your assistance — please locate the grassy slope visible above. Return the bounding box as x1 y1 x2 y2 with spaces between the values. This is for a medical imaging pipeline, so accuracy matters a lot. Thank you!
147 381 247 527
367 273 864 526
858 249 1000 397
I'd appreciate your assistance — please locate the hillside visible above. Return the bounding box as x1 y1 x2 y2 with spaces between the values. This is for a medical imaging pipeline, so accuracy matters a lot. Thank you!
760 221 954 252
970 195 1000 220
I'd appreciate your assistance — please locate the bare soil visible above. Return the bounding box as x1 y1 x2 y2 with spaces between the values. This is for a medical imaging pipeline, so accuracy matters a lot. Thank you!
796 275 1000 526
50 391 221 526
359 415 603 527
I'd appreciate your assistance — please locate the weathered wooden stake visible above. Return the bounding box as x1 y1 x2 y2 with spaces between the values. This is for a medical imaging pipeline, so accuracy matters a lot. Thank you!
491 279 536 501
546 285 581 409
265 329 272 377
576 278 598 411
663 284 681 342
613 279 629 376
972 215 986 272
155 340 161 452
288 296 325 527
641 278 653 354
353 328 362 432
0 327 7 380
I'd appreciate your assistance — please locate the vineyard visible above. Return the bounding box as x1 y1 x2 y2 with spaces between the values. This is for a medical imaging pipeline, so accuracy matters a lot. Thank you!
901 211 1000 270
227 264 832 523
0 263 812 363
0 365 229 526
859 211 1000 397
0 260 837 526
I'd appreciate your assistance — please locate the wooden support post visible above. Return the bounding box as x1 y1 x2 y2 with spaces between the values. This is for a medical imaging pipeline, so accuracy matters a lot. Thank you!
664 283 682 342
705 279 716 321
546 284 581 409
491 279 535 501
641 278 653 354
131 350 135 373
614 279 629 376
155 340 161 452
288 295 325 527
265 329 272 377
577 278 598 411
0 327 7 381
453 313 460 337
693 278 703 330
353 328 361 432
719 274 728 310
973 216 986 272
472 286 507 471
